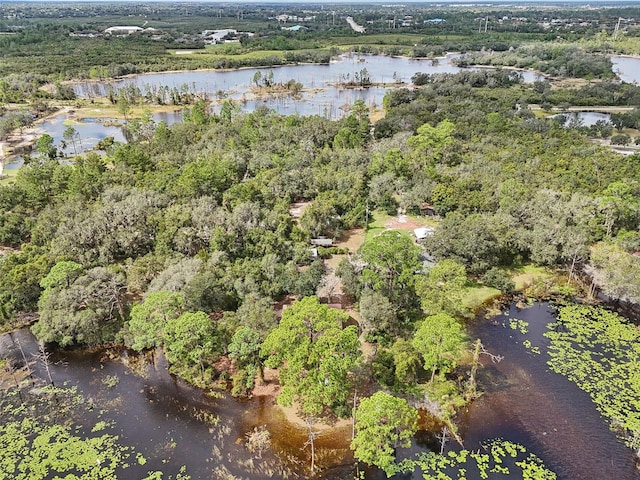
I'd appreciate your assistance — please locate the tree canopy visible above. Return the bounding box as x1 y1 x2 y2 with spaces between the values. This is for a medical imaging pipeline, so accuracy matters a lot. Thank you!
351 391 419 477
261 296 360 417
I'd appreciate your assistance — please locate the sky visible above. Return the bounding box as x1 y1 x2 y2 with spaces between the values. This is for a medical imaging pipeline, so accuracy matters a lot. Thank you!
13 0 640 3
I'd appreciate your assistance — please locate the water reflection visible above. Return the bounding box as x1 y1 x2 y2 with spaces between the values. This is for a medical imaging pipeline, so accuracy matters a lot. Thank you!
3 110 183 170
74 54 541 121
463 302 639 480
612 55 640 84
550 111 612 127
0 328 355 479
3 301 639 479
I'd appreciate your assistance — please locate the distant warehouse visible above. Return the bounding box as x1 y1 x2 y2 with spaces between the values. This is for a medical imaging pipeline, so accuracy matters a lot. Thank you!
104 26 144 35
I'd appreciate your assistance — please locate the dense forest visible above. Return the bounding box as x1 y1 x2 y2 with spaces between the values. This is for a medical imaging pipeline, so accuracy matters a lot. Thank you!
2 2 640 479
1 67 640 475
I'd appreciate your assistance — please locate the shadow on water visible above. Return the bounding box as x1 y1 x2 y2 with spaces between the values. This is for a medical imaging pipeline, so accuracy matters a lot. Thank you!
0 328 356 480
462 302 640 480
3 301 640 479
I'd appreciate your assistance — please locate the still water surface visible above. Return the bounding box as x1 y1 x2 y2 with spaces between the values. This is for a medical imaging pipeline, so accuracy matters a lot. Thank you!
1 302 638 479
74 54 541 119
462 302 639 480
612 55 640 84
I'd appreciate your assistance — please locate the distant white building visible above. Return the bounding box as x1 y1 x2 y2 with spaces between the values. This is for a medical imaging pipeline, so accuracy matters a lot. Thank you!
104 26 143 35
274 14 316 23
202 29 254 44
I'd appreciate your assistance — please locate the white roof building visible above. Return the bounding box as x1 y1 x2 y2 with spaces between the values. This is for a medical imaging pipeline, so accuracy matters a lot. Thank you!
104 26 143 35
414 227 434 240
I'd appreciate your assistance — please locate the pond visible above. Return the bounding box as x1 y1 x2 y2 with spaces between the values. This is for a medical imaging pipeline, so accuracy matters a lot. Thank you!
3 110 184 171
550 111 612 127
2 302 639 479
612 55 640 84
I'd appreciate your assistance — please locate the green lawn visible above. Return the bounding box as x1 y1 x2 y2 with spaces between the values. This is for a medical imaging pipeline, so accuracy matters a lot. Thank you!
509 264 554 291
0 171 18 185
364 210 438 244
461 285 502 310
364 211 394 243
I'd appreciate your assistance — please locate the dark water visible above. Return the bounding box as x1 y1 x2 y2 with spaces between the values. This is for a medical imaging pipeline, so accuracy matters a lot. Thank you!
2 302 639 479
0 328 354 479
462 302 640 480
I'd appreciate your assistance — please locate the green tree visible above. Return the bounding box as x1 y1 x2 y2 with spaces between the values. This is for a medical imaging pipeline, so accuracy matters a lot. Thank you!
117 94 131 121
600 181 639 237
127 291 185 351
261 296 360 417
590 242 640 303
234 294 277 339
424 212 503 275
351 391 419 477
407 119 455 169
164 311 222 379
66 152 106 200
390 338 421 386
35 134 57 160
359 231 421 309
299 195 339 237
33 267 127 347
0 245 50 318
228 326 261 367
39 261 83 290
415 259 468 317
412 313 467 382
62 126 79 156
359 289 398 339
228 326 262 396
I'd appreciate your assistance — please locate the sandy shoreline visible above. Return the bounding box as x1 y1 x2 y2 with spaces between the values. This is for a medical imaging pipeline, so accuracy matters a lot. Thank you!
252 367 352 432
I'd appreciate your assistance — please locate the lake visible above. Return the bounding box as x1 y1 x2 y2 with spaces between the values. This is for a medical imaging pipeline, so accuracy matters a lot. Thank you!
74 53 542 120
612 55 640 84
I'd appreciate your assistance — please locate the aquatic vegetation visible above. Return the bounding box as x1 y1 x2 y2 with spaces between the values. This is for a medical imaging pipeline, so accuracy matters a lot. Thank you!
545 305 640 451
507 318 529 335
399 439 556 479
101 374 120 388
0 382 190 480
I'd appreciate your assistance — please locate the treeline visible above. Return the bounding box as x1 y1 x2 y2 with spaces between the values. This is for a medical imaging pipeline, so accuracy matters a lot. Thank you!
455 44 614 79
374 72 640 275
0 105 370 382
1 69 638 346
0 26 186 79
0 26 327 81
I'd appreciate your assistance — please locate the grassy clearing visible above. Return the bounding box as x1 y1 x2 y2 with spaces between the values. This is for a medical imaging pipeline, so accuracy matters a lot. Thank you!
461 284 501 310
171 48 287 61
509 265 554 291
70 103 183 121
0 171 18 185
364 210 437 244
364 211 394 242
327 34 425 46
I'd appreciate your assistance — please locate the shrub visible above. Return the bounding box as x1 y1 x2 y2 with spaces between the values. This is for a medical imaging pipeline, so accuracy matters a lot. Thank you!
482 267 515 294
